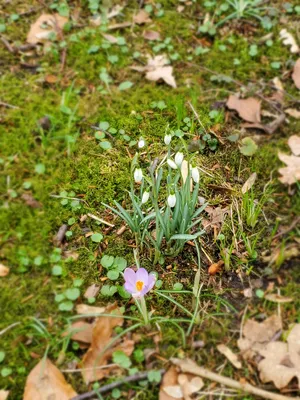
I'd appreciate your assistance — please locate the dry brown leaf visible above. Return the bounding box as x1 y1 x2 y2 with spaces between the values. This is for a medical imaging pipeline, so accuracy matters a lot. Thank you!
133 9 151 24
278 152 300 185
204 206 229 231
208 260 224 275
159 366 180 400
81 305 134 383
288 135 300 156
226 95 261 123
279 29 299 54
27 14 68 45
84 284 100 299
132 55 176 88
102 33 118 44
178 374 203 400
217 344 242 369
143 30 161 41
264 294 293 303
285 108 300 119
292 59 300 89
238 315 282 360
0 391 9 400
76 304 105 315
258 324 300 389
0 264 9 277
21 193 42 208
242 172 257 194
23 358 77 400
66 321 94 344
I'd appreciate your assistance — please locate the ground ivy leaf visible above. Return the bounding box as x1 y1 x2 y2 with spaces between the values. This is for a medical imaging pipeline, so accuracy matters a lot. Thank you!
52 265 63 276
107 270 119 280
59 301 74 311
119 81 133 91
65 288 81 300
101 255 115 268
91 233 103 243
112 350 132 368
239 137 258 156
99 141 112 150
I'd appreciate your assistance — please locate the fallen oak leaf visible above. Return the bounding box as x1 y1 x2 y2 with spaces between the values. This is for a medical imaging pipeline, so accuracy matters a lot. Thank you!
143 30 161 41
292 59 300 89
84 284 100 299
0 264 9 277
226 95 261 123
285 108 300 119
159 366 180 400
242 113 286 135
178 374 204 400
64 321 94 344
278 152 300 185
217 344 242 369
23 358 77 400
288 135 300 156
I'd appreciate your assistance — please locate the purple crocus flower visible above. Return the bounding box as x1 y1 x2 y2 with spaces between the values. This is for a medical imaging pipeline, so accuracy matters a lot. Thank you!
124 268 156 298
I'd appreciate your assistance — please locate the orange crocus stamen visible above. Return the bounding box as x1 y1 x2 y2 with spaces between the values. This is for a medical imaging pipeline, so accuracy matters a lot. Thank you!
136 281 144 291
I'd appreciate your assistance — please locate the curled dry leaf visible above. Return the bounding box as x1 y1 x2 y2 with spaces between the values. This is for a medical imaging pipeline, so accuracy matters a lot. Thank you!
102 33 118 44
23 358 77 400
242 172 257 194
292 59 300 89
143 30 161 41
160 366 203 400
285 108 300 119
288 135 300 156
226 95 261 123
217 344 242 369
0 264 9 277
27 14 68 45
132 55 176 88
76 304 106 315
279 29 299 54
84 284 100 299
258 324 300 389
65 321 94 344
238 314 282 360
0 391 9 400
81 305 134 383
133 9 151 24
208 260 224 275
264 293 293 303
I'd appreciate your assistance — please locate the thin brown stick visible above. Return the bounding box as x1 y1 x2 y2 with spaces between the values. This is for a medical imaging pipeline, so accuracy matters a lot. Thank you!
71 369 165 400
172 359 299 400
272 216 300 240
0 101 20 109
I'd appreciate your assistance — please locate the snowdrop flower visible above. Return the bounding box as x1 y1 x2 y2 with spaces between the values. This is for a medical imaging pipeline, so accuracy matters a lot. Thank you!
164 134 172 145
191 166 200 183
134 168 143 183
167 158 178 169
175 152 184 167
141 191 150 204
167 193 176 208
138 138 145 149
124 268 156 298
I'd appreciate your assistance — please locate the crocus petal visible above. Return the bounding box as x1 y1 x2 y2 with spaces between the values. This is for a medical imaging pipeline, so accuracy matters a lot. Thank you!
136 268 149 285
147 274 156 291
124 268 136 286
124 282 136 294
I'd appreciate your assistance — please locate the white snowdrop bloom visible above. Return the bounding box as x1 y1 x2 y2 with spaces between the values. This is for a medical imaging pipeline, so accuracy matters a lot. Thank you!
175 152 184 167
167 194 176 208
191 166 200 183
167 159 178 169
134 168 143 183
141 191 150 204
138 138 145 149
164 134 172 145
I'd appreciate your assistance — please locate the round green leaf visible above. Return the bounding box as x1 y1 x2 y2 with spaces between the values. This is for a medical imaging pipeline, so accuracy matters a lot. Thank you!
52 265 63 276
59 301 74 311
239 137 258 156
91 233 103 243
114 256 127 271
99 141 112 150
99 121 110 131
65 288 81 301
107 270 120 280
101 285 117 297
0 352 5 363
101 255 114 268
173 282 183 291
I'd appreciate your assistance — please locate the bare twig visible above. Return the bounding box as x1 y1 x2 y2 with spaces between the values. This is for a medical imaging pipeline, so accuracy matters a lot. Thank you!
0 322 21 336
71 369 165 400
172 359 299 400
272 216 300 240
0 101 20 109
87 213 115 228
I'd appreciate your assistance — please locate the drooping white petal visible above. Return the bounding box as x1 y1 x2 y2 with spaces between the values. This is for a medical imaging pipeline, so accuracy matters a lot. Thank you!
134 168 143 183
138 138 145 149
167 159 178 169
167 194 176 208
191 166 200 183
164 134 172 145
175 152 184 167
141 191 150 204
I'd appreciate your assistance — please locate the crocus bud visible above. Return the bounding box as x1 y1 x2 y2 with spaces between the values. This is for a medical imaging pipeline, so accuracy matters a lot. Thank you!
175 152 184 167
138 138 145 149
141 191 150 204
167 193 176 208
134 168 143 183
191 166 200 183
167 159 178 169
164 134 172 145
